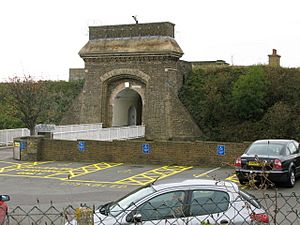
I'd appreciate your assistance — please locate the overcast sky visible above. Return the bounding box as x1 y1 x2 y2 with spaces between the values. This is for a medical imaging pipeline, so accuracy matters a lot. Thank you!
0 0 299 82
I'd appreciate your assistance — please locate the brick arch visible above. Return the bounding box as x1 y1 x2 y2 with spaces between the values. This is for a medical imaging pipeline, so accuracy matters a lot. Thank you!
109 82 145 106
101 69 148 127
100 68 150 84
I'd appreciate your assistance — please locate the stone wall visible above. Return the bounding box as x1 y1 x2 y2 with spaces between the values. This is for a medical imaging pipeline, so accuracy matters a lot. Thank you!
39 138 250 167
69 68 86 81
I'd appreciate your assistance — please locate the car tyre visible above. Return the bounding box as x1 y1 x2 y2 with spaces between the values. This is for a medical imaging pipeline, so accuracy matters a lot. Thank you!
286 168 296 188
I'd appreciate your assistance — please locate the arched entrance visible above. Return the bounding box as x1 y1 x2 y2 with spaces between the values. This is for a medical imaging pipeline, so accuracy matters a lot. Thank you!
112 88 142 126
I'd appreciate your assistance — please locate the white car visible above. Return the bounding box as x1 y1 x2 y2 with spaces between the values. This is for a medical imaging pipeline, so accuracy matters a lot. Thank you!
66 179 269 225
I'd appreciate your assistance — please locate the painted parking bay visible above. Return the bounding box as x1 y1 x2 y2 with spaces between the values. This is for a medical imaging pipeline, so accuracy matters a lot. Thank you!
0 160 192 187
0 161 122 179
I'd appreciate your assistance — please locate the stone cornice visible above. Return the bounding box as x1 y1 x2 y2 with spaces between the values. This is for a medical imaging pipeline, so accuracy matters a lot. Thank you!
82 54 179 63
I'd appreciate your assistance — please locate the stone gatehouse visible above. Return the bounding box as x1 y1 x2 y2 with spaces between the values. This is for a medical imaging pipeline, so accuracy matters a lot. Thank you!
65 22 226 140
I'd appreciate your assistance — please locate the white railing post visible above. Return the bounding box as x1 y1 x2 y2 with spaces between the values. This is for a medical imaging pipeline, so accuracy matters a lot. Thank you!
0 128 30 146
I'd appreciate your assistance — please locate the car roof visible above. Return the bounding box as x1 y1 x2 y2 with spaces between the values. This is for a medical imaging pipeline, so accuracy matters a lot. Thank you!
252 139 294 145
151 178 239 192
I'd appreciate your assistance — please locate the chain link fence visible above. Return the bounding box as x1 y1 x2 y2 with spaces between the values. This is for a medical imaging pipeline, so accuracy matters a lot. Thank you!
0 192 299 225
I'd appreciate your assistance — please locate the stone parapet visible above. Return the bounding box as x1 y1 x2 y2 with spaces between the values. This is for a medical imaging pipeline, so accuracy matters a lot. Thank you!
89 22 174 39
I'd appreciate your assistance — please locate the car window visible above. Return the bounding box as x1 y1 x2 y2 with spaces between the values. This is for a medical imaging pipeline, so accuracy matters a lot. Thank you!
284 147 291 156
288 143 297 154
246 143 284 156
109 186 155 216
293 141 299 150
136 191 185 221
189 190 229 216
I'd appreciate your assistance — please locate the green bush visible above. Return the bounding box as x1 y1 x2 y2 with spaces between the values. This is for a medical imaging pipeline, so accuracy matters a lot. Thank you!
180 66 300 141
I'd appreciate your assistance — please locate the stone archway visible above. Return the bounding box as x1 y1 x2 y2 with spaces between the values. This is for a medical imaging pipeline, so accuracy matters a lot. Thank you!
100 69 148 128
67 22 203 140
112 88 142 126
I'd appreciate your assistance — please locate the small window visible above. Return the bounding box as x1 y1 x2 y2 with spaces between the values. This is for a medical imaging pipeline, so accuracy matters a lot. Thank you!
190 190 229 216
137 191 185 221
288 143 297 154
293 141 299 150
284 147 291 156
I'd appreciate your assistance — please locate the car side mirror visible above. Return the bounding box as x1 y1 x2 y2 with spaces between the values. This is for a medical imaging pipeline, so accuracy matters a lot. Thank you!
0 195 10 202
126 212 134 222
126 212 142 223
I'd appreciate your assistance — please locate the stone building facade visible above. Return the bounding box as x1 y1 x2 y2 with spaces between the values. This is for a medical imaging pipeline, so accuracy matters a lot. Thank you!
64 22 202 140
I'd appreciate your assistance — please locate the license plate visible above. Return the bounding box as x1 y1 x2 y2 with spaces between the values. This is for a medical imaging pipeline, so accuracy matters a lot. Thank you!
247 161 261 167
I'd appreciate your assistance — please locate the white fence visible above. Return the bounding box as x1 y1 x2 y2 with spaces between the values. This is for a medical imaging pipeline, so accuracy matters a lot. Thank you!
0 124 144 146
52 123 103 133
0 128 30 146
52 125 145 141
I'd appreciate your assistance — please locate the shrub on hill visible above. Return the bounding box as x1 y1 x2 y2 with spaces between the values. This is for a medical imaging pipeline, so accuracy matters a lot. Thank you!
179 66 300 141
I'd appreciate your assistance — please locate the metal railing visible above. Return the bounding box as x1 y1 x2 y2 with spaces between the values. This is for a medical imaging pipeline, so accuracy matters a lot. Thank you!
0 193 299 225
53 123 103 133
0 128 30 146
52 125 145 141
0 124 144 146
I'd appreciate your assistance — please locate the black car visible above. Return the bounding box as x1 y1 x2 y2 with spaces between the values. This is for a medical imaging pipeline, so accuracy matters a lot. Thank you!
235 139 300 187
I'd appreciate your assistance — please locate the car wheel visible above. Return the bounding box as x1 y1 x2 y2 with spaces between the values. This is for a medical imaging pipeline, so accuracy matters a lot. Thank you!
286 169 296 188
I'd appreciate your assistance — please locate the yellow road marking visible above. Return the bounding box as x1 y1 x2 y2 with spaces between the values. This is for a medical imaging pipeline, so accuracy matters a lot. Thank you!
225 174 239 182
47 162 123 179
0 161 193 188
0 160 22 165
0 165 20 173
0 161 52 173
225 174 247 189
115 165 192 186
193 167 221 178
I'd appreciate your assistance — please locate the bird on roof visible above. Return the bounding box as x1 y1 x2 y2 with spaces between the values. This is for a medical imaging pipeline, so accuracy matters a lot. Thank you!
132 15 138 24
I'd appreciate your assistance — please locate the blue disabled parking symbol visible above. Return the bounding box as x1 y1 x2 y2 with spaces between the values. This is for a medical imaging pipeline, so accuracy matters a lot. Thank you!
78 141 86 152
217 145 225 156
142 143 151 154
20 141 27 151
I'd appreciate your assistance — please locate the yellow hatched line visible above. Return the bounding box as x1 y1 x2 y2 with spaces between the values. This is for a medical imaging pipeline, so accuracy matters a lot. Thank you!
0 160 21 165
225 174 239 182
22 161 53 166
115 165 192 186
0 165 20 173
46 162 123 179
67 162 123 178
19 166 73 170
225 174 247 189
0 161 53 173
13 168 71 173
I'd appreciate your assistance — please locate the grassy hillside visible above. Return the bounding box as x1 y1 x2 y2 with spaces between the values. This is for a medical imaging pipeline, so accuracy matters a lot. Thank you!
179 65 300 142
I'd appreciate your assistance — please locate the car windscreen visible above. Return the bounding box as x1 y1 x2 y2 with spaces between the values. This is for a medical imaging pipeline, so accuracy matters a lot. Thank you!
246 143 284 156
109 186 156 217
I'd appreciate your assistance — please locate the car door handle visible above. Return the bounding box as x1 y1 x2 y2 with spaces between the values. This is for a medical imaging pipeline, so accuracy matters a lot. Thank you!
220 219 229 224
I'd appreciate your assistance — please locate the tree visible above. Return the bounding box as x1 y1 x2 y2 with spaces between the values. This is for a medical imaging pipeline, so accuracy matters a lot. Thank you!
5 76 51 135
231 66 267 120
179 67 238 140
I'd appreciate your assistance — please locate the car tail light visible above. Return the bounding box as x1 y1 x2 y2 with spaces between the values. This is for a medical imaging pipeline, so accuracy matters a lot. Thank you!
273 159 282 170
250 213 270 223
235 157 242 168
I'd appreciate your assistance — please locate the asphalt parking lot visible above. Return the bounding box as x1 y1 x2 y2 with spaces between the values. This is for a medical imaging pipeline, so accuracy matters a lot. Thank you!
0 147 299 209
